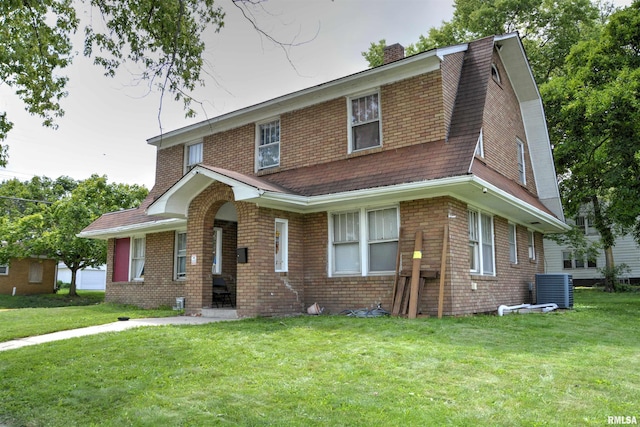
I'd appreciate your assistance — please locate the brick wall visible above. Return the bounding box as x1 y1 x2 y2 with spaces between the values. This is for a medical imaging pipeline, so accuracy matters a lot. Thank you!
481 50 537 196
153 72 447 188
0 258 56 295
105 233 187 309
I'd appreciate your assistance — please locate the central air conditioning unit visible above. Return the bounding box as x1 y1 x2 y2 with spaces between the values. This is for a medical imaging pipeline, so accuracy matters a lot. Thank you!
535 274 573 309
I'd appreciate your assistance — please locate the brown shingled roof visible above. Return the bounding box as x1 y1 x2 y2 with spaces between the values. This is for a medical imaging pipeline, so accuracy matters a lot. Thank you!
80 196 165 234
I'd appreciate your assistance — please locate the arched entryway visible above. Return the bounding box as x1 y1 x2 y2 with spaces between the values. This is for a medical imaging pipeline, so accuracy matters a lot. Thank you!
210 201 238 307
184 183 239 315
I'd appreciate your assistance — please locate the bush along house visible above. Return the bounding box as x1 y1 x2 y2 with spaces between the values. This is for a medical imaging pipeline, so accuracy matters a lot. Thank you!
80 33 568 318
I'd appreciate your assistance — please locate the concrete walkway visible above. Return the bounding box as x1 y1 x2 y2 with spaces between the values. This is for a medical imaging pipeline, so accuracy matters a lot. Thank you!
0 316 232 352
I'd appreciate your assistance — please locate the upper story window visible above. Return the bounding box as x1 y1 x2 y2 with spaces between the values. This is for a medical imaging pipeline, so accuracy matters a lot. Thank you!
257 119 280 170
349 92 381 152
185 141 203 173
516 138 526 184
491 63 501 84
575 216 597 235
0 265 8 275
475 128 484 158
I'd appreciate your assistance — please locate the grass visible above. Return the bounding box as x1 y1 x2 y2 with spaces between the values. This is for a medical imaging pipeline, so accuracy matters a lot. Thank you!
0 290 178 342
0 289 638 426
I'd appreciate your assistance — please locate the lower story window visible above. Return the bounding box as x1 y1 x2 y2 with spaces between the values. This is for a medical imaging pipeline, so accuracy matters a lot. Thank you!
563 251 597 269
212 227 222 275
131 237 145 281
175 231 187 280
0 265 8 275
330 206 399 275
113 236 145 282
469 209 495 275
28 262 43 283
275 219 288 272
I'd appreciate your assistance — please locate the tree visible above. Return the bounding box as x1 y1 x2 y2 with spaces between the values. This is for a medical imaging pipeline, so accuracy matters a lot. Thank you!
541 1 640 291
0 0 225 167
362 0 600 84
0 175 147 296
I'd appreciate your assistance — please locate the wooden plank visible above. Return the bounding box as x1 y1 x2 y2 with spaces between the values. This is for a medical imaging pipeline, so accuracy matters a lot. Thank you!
438 224 449 319
408 230 423 319
400 277 411 315
390 227 403 311
391 276 406 316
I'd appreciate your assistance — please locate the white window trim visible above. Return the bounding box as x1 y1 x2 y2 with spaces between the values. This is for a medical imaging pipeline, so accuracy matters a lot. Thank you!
328 205 399 277
175 230 187 281
275 218 288 272
255 117 281 171
527 229 536 260
212 227 222 275
562 250 597 269
508 222 518 264
130 236 146 281
517 138 526 185
0 265 8 275
491 63 501 84
469 208 496 276
475 128 484 158
347 90 382 154
184 140 203 174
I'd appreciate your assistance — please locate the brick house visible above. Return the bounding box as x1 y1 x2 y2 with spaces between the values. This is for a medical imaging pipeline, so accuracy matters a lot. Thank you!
80 33 568 317
0 258 57 295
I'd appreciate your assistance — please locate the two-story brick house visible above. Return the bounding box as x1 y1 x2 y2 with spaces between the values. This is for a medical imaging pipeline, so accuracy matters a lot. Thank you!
80 33 568 317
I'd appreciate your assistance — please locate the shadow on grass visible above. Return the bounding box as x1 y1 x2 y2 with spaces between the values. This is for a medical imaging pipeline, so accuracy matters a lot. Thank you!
0 290 105 309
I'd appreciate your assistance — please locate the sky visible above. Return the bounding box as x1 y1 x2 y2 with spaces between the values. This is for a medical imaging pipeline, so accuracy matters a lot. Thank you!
0 0 456 188
0 0 631 188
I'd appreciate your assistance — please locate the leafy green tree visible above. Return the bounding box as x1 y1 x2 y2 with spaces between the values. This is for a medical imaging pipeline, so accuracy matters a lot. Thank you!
362 0 600 84
0 0 225 166
542 1 640 291
0 175 147 296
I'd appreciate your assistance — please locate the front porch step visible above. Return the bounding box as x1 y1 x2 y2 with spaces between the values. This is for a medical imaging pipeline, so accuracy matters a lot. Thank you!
201 308 238 319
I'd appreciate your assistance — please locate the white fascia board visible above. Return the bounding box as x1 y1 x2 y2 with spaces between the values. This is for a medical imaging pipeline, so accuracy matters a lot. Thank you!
77 218 186 240
470 177 569 233
252 176 473 212
254 175 568 233
146 167 263 218
147 52 448 150
520 99 564 222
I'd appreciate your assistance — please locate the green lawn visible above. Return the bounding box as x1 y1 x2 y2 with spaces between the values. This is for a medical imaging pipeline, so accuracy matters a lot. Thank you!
0 289 638 426
0 291 178 342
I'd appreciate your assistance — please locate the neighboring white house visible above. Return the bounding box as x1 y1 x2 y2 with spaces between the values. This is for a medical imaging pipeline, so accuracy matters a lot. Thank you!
56 263 106 290
544 214 640 286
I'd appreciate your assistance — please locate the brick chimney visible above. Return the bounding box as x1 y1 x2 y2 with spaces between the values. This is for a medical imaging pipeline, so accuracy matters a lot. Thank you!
383 43 405 64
